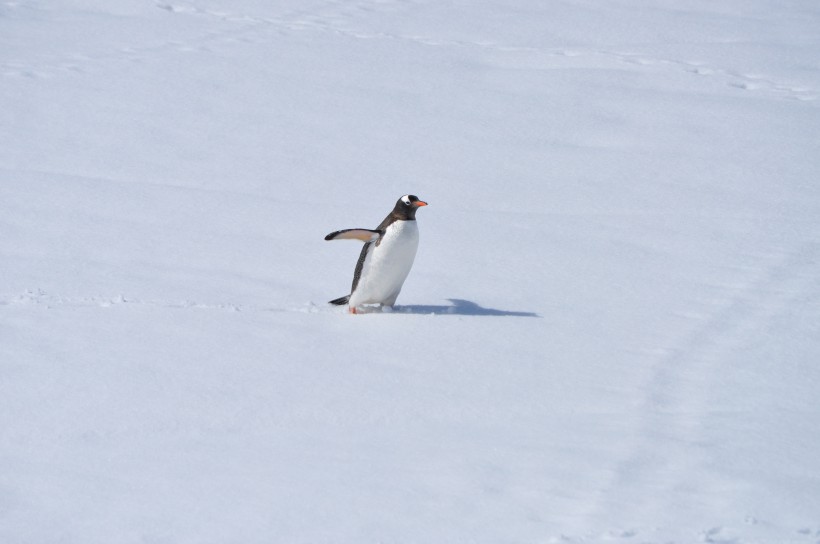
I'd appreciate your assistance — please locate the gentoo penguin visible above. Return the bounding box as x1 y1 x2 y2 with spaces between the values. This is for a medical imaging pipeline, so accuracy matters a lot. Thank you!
325 194 428 313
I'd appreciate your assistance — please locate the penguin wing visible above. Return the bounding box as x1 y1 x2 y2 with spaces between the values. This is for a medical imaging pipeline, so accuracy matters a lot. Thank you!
324 228 382 242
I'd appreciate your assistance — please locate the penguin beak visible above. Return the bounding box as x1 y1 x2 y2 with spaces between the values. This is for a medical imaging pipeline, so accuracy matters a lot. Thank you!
415 201 428 207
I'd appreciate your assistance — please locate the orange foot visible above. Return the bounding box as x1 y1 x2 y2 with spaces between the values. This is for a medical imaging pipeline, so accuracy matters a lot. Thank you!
349 306 358 314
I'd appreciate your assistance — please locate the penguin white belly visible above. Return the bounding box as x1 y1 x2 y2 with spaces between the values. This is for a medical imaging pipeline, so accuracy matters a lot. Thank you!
349 220 419 307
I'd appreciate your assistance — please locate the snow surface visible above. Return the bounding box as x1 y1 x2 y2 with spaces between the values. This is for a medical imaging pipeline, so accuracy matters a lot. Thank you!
2 1 820 542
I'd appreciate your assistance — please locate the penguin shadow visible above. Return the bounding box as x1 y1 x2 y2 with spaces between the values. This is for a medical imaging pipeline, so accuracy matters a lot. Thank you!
396 298 539 317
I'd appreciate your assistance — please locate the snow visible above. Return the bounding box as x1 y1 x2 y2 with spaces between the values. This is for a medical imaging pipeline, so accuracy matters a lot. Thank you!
2 1 820 542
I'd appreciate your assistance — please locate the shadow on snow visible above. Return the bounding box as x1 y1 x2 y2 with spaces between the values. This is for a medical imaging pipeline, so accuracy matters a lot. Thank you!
395 298 539 317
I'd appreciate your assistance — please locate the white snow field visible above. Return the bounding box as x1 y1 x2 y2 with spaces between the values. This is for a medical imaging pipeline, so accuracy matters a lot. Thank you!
2 1 820 542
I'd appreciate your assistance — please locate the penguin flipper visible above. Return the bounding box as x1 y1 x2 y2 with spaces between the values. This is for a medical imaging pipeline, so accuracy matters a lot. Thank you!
324 229 382 242
329 295 350 306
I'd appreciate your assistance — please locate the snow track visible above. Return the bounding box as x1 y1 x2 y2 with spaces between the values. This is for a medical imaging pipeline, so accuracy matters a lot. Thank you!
583 241 820 541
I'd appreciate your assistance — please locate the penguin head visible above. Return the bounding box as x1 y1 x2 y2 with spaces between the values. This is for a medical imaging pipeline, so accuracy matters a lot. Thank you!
395 194 428 219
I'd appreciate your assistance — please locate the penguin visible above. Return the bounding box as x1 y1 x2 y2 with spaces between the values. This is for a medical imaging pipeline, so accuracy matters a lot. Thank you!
325 194 428 313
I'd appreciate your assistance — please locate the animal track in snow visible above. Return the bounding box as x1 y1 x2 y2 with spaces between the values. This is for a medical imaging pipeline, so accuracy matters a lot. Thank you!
7 0 817 104
1 289 293 314
550 521 820 544
157 0 820 107
578 241 820 536
610 52 817 101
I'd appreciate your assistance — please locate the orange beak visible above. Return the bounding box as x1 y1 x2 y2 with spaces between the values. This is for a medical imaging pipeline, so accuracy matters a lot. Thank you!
416 201 428 207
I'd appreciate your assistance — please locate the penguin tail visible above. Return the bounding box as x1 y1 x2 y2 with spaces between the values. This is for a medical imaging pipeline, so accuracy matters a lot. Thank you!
329 295 350 306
